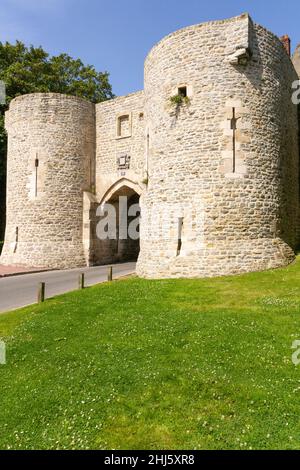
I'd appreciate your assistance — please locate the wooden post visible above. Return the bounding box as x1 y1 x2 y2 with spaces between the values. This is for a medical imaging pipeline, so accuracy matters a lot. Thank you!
108 266 113 282
78 273 85 289
38 282 45 303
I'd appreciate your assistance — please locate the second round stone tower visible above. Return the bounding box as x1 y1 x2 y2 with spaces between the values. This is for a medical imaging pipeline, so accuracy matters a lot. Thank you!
137 13 299 278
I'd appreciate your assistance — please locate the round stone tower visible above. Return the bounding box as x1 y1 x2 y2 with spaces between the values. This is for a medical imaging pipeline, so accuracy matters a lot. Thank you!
0 93 95 268
137 14 299 278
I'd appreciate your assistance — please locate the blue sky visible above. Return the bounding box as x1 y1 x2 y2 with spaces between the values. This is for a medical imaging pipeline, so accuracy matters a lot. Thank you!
0 0 299 96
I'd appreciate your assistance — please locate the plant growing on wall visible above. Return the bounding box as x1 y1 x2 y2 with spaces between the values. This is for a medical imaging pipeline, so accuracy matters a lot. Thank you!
142 175 149 185
169 94 190 107
169 93 191 118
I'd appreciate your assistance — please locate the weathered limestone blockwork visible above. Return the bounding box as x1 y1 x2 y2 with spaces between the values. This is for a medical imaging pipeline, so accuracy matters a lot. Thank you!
1 13 300 278
136 13 300 278
88 92 145 265
95 91 145 201
293 45 300 77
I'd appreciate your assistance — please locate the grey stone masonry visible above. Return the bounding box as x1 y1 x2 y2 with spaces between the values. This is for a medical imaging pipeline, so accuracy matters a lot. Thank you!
1 13 300 278
137 13 300 278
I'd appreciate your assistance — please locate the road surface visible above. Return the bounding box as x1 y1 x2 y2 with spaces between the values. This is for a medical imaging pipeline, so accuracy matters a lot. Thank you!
0 262 136 314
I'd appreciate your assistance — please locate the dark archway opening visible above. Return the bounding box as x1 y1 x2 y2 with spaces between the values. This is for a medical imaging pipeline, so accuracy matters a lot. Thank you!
92 185 140 265
109 187 140 262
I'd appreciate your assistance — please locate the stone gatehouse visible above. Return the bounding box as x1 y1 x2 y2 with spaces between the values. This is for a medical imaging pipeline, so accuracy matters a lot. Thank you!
1 13 300 278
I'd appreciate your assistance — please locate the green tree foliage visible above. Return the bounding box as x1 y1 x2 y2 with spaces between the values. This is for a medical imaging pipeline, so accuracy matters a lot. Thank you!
0 41 114 240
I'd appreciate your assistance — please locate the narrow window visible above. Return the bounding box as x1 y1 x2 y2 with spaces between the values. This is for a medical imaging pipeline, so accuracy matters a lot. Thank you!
178 86 187 98
145 130 150 178
117 114 131 138
35 155 39 197
177 217 184 256
13 226 19 253
147 132 150 157
227 108 240 173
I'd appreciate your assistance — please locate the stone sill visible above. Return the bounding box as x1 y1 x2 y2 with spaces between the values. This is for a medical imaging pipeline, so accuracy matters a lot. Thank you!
115 134 132 140
224 172 247 179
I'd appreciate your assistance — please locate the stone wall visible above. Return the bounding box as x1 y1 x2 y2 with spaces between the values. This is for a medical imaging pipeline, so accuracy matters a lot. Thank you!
86 91 145 265
0 93 95 268
95 91 145 201
292 45 300 77
136 13 299 278
292 45 300 245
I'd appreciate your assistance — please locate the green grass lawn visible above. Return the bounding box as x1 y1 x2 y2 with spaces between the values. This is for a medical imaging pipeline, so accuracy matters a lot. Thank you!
1 259 300 450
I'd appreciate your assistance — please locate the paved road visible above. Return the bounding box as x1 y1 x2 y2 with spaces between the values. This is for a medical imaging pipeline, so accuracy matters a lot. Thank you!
0 262 136 313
